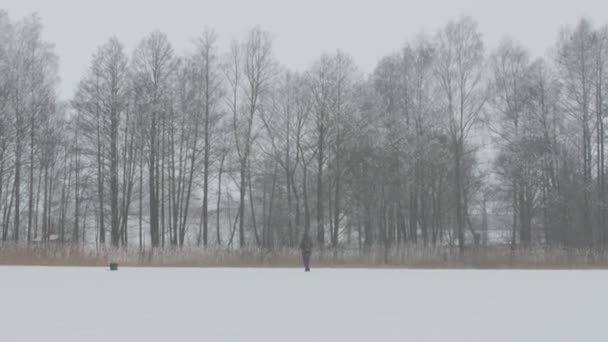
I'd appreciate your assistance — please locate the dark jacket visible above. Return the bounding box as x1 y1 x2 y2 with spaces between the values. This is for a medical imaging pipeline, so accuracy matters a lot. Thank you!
300 234 313 256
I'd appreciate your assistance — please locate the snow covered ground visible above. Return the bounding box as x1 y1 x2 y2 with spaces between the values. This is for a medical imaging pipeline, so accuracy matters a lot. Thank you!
0 267 606 342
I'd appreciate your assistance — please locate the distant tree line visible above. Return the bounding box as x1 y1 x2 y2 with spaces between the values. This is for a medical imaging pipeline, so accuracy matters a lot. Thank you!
1 10 608 254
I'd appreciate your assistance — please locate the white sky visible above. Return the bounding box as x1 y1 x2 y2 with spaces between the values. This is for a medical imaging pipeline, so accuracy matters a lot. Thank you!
3 0 608 100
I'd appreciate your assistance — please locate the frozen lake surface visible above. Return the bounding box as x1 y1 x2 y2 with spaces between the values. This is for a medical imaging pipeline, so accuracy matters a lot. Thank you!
0 267 605 341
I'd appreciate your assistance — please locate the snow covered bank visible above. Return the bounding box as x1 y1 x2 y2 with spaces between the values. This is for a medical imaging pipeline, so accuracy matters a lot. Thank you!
4 244 608 269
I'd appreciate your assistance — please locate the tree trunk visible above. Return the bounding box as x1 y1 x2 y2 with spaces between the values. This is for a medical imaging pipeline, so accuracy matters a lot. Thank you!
316 125 324 247
216 153 225 246
454 140 465 255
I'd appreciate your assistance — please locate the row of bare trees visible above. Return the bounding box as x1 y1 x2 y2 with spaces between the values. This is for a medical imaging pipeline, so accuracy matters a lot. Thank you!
490 19 608 248
2 10 608 254
0 12 59 245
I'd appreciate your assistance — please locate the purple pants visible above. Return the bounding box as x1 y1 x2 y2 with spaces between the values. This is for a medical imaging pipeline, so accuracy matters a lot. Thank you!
302 254 311 271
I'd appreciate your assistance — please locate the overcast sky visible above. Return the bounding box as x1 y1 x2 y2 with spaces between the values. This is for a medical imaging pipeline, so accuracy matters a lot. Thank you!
3 0 608 100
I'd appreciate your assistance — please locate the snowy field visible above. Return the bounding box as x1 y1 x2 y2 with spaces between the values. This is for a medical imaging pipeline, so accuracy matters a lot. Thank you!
1 267 606 342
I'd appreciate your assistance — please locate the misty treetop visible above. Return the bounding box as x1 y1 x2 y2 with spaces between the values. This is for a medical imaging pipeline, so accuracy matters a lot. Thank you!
1 10 607 255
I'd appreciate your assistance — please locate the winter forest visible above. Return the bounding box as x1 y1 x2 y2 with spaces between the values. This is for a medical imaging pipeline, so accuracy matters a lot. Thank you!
2 9 608 265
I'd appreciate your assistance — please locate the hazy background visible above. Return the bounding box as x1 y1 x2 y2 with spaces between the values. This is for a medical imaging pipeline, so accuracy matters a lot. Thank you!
2 0 607 100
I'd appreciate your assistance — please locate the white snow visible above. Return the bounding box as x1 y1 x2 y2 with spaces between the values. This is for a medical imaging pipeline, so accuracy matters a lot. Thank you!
0 267 605 341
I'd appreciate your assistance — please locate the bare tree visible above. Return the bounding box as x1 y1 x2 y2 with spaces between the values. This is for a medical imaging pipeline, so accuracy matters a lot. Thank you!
226 27 275 248
191 28 223 247
434 16 486 254
555 19 603 246
489 38 535 247
131 31 176 248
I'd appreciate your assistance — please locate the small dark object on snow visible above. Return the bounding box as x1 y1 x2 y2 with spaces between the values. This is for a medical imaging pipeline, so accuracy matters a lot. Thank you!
109 262 118 271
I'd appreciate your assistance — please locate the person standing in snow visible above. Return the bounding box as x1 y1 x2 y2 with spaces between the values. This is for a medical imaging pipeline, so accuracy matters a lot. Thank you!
300 232 313 272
